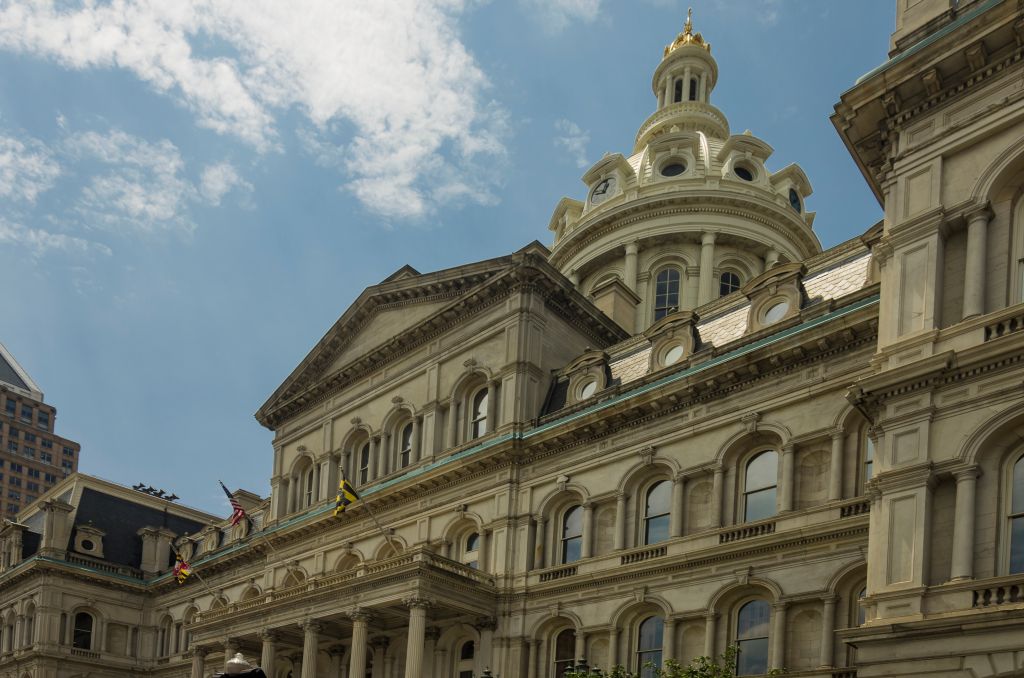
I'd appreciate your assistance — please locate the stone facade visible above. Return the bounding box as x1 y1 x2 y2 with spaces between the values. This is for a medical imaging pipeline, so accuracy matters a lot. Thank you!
3 3 1024 678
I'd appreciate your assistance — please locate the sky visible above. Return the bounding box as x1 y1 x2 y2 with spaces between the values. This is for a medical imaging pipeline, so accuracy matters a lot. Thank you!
0 0 895 515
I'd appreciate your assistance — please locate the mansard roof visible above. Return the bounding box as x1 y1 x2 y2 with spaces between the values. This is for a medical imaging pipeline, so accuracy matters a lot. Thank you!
0 341 43 400
256 241 629 430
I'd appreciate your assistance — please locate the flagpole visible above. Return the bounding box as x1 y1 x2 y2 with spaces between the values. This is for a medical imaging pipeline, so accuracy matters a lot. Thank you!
360 496 398 552
171 542 218 599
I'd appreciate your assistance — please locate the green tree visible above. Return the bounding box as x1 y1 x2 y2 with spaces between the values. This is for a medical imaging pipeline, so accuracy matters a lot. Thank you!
562 646 784 678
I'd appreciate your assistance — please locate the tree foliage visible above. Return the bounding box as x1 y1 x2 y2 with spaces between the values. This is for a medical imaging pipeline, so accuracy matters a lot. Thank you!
562 646 784 678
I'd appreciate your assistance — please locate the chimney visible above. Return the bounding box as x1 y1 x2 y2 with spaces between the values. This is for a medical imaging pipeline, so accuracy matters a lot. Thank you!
39 499 74 557
137 527 177 576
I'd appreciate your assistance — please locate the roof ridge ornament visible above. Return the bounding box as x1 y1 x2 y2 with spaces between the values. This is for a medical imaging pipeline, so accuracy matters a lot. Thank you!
664 7 711 57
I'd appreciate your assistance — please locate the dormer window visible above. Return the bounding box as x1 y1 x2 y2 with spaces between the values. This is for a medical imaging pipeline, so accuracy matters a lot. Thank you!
689 78 698 101
734 164 755 181
673 79 683 103
654 268 681 320
590 177 616 205
762 300 790 325
789 188 802 212
719 271 741 296
660 161 686 177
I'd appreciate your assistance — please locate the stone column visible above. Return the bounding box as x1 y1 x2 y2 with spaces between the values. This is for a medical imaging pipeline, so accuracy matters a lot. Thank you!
370 637 388 678
190 647 207 678
607 628 618 670
614 493 627 550
963 204 992 319
770 602 787 671
951 467 980 581
581 502 595 559
302 621 321 678
260 631 278 674
446 400 458 448
313 462 322 502
624 241 640 293
224 639 240 670
699 72 708 102
697 232 717 305
669 475 685 538
663 618 676 662
527 638 541 678
404 599 430 678
380 433 391 477
424 627 440 678
329 646 345 678
411 417 422 464
290 654 303 678
828 431 844 501
475 618 496 675
664 77 673 105
779 444 795 512
710 468 724 528
433 648 448 678
765 248 780 270
367 437 378 481
819 596 836 668
683 66 692 99
703 613 717 659
574 630 586 664
534 516 546 569
348 612 371 678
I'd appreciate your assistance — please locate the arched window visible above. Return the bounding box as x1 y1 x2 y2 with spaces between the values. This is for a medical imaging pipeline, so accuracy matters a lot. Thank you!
471 388 489 439
735 600 770 676
399 423 413 469
457 640 475 678
644 481 671 545
856 586 867 626
744 451 778 522
1010 454 1024 574
304 467 315 507
636 616 664 677
673 79 683 103
358 441 371 485
863 433 875 491
689 77 698 101
719 271 741 296
464 532 480 569
72 612 93 650
554 628 575 677
561 505 583 564
654 268 681 321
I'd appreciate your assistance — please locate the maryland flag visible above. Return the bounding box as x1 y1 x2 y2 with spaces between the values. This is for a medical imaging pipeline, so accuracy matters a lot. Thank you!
334 471 360 517
173 553 192 585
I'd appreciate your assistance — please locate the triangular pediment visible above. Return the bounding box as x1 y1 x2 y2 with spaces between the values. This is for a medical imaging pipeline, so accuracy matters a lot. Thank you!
256 242 628 430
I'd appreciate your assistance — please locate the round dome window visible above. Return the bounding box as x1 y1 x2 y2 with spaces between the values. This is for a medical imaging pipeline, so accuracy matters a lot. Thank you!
734 164 755 181
579 380 598 399
80 539 95 552
661 162 686 177
763 300 790 325
663 345 685 366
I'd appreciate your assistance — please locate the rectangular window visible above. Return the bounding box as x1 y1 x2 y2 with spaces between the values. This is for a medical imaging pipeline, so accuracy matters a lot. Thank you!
44 473 57 483
26 482 38 492
7 442 17 452
9 477 20 487
63 447 75 457
61 460 73 470
7 428 17 439
0 459 4 468
41 439 52 449
23 432 35 443
6 504 17 513
7 490 20 500
25 495 36 504
4 399 14 415
36 411 49 428
11 463 22 473
27 469 39 479
23 446 35 458
20 405 32 421
40 452 52 463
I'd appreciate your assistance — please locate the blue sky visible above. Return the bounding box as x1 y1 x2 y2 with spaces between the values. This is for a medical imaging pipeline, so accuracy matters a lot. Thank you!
0 0 894 515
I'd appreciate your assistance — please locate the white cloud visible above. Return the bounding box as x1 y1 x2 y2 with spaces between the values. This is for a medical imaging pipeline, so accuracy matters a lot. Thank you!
554 119 590 169
0 217 111 257
199 161 252 206
0 1 509 219
0 135 60 203
64 130 196 234
520 0 602 33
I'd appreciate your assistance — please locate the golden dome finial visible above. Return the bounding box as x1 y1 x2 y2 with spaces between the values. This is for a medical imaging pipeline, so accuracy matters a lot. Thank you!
663 6 711 57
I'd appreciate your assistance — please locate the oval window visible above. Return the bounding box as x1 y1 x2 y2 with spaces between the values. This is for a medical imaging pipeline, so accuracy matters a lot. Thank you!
661 162 686 177
789 188 801 212
763 300 790 324
663 345 685 366
734 165 755 181
80 539 95 552
579 381 598 399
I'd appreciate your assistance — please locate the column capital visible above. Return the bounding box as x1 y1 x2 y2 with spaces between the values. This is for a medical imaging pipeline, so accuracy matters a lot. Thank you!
701 231 717 245
705 611 718 622
781 443 796 454
965 202 993 224
772 600 788 612
821 593 838 605
301 619 322 633
402 596 433 610
260 630 279 642
953 465 981 482
830 429 845 441
425 626 442 642
346 608 374 623
194 646 209 658
474 616 498 632
625 240 640 255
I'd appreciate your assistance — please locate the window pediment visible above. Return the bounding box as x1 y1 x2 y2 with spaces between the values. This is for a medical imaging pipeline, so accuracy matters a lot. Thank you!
644 310 701 370
742 263 807 332
560 350 610 405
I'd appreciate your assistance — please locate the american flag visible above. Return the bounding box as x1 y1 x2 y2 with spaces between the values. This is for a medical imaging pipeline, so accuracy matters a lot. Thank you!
219 480 247 526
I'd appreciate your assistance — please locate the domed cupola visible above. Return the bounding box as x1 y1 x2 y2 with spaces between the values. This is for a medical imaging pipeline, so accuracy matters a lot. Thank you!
548 9 822 335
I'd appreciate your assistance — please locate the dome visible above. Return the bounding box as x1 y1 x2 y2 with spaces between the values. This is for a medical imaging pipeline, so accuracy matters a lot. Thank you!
547 10 820 334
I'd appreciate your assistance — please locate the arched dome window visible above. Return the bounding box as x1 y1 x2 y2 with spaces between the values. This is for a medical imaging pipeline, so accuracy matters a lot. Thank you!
72 612 94 650
719 271 741 296
744 451 778 522
1010 454 1024 573
399 422 413 469
561 505 584 564
358 440 371 485
464 532 480 569
673 78 683 103
636 616 664 677
689 77 698 101
554 628 575 677
471 387 489 439
736 600 770 675
644 481 671 545
789 188 802 212
457 640 475 678
654 268 681 321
